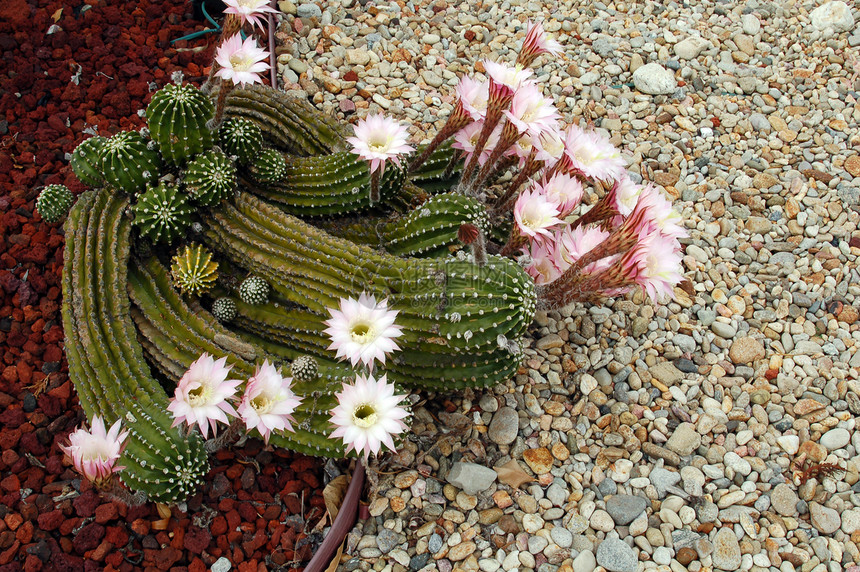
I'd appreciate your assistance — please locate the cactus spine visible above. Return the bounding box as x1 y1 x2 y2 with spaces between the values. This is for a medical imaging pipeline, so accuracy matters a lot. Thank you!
219 117 264 165
171 244 219 296
70 136 107 187
133 182 194 243
184 149 237 206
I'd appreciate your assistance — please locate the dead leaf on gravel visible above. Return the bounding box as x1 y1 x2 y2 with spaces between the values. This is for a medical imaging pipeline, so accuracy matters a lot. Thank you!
321 475 349 525
495 459 535 489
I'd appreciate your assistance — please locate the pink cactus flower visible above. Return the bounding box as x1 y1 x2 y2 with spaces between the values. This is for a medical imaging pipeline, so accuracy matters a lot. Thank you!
563 124 627 182
329 373 410 461
61 416 128 486
215 34 271 87
347 114 414 175
514 187 563 240
238 361 301 443
323 293 404 371
223 0 278 30
517 20 563 66
538 172 584 217
522 239 563 285
168 353 242 439
456 76 490 121
503 82 560 138
621 231 685 303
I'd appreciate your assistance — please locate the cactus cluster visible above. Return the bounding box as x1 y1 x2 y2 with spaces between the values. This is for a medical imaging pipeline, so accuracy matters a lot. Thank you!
36 184 74 223
60 81 542 502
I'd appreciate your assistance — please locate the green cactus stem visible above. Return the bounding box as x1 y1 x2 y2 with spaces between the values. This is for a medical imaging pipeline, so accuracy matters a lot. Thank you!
133 182 194 244
219 117 264 165
146 82 215 165
99 131 162 194
70 135 107 187
62 188 209 504
184 149 237 206
171 244 219 297
247 148 287 183
36 184 74 223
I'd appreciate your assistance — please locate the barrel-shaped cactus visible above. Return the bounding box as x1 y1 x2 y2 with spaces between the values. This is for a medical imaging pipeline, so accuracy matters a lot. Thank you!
146 83 215 165
219 117 264 165
133 182 194 243
239 275 270 305
248 148 287 183
171 244 219 296
36 184 74 223
211 297 238 322
184 149 237 206
70 136 107 187
99 131 162 194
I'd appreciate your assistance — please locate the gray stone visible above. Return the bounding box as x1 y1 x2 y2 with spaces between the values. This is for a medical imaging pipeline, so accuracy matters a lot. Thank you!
488 407 519 445
446 462 497 495
810 503 841 534
211 558 232 572
377 529 400 553
820 427 850 450
572 550 596 572
749 113 771 132
770 483 799 517
632 63 677 95
810 1 855 32
546 482 567 507
712 528 742 570
296 2 322 18
665 422 701 456
421 70 444 88
650 362 683 385
596 537 637 572
649 468 681 497
674 37 711 59
742 14 761 35
605 494 648 525
551 526 573 548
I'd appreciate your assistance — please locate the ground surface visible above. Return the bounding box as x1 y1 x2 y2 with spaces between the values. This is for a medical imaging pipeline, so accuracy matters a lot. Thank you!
0 1 326 570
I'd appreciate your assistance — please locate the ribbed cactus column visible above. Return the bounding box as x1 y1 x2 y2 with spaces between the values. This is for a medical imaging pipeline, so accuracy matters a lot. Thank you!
99 131 162 194
146 82 215 165
61 188 209 503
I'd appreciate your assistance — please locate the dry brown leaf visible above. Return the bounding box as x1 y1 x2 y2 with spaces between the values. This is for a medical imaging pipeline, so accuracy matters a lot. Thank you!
495 459 535 489
155 502 172 520
51 8 62 22
324 540 346 572
323 475 350 522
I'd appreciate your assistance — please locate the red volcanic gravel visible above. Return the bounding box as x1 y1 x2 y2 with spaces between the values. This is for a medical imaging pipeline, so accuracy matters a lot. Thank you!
0 0 326 570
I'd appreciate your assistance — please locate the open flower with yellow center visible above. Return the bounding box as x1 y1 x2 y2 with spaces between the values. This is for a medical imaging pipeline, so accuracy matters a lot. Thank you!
347 113 414 175
168 353 242 438
513 187 563 240
238 360 301 443
323 293 403 371
215 34 270 87
329 373 409 461
61 416 128 487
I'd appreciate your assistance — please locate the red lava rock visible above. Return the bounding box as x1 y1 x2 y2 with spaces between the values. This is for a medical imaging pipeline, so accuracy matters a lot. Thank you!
72 522 104 555
94 502 119 524
183 525 210 554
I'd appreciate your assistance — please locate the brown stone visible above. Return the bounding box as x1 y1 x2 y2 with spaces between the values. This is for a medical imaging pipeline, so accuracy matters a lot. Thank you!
677 547 698 566
728 338 766 364
845 156 860 178
838 305 859 324
522 447 554 474
552 441 570 461
793 399 825 416
797 440 827 464
802 169 834 184
753 173 779 189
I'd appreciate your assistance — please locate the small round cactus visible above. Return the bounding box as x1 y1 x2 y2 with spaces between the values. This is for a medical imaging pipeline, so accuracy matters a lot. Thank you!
146 83 215 165
171 244 219 296
239 275 269 305
219 118 264 165
248 148 287 183
36 184 74 223
99 131 162 194
133 182 194 243
70 136 107 187
290 355 318 382
211 297 237 322
184 149 237 206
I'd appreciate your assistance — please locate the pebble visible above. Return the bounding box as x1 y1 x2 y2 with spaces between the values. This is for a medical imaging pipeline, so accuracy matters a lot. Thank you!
605 495 648 525
665 422 701 456
712 528 742 570
810 503 841 534
771 483 799 517
446 462 496 495
810 1 855 32
488 407 519 445
820 427 850 450
596 537 638 572
632 63 677 95
572 550 596 572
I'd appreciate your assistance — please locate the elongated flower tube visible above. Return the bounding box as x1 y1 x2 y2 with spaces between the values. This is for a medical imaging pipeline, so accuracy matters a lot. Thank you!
347 114 413 202
409 76 488 173
238 361 301 443
329 373 410 461
61 416 128 487
323 293 404 371
495 127 565 213
452 122 501 168
168 353 242 439
517 20 564 67
224 0 278 30
459 61 533 190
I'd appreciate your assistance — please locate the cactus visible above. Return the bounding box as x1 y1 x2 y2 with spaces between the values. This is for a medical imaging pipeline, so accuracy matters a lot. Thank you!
62 189 209 504
239 275 269 305
291 355 318 382
70 136 107 187
146 82 215 165
36 184 74 223
247 148 287 183
184 149 237 206
133 182 194 244
211 297 238 322
219 117 264 165
171 244 219 296
99 131 162 194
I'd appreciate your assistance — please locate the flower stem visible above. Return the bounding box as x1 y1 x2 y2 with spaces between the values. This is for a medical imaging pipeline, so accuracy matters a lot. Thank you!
304 460 367 572
408 111 470 173
369 169 381 203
